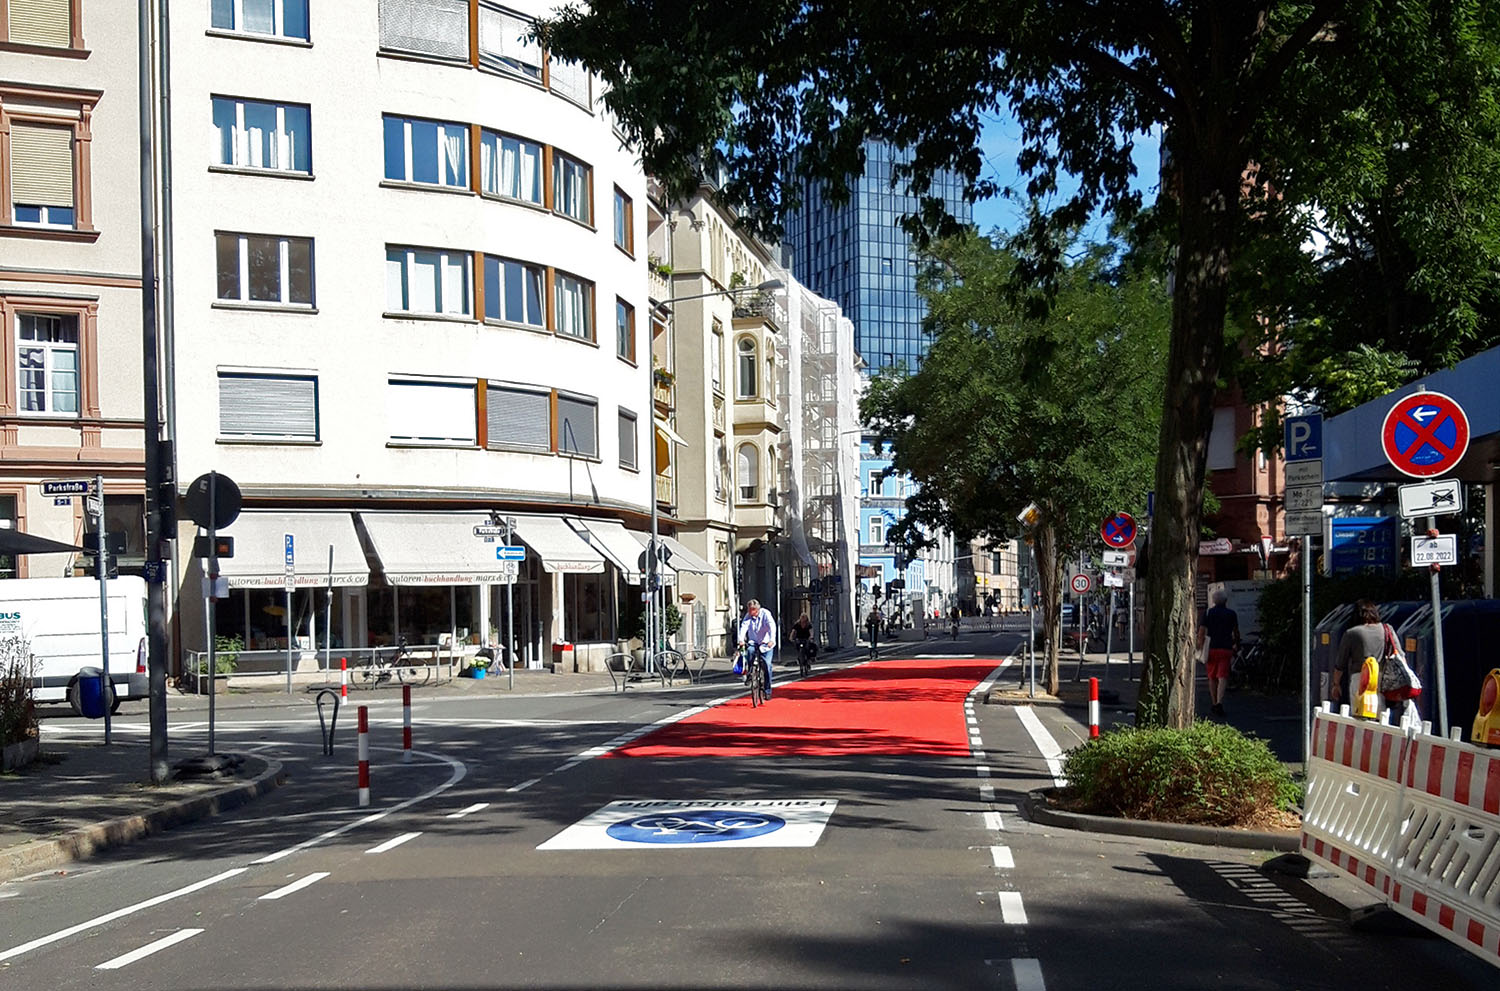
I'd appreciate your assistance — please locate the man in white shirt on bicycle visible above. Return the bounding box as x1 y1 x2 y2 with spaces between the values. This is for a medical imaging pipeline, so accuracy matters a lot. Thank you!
737 599 777 699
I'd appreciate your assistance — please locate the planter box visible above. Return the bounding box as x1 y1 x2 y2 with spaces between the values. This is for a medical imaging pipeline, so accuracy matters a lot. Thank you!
187 672 231 694
2 737 39 773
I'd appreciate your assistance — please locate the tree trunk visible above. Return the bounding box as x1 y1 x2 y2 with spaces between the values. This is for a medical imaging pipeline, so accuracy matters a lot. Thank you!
1036 519 1063 695
1138 145 1243 729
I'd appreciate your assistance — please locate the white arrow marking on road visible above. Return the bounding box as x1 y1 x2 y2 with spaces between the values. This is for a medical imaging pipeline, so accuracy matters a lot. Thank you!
366 831 422 854
0 869 243 963
258 872 330 901
95 928 204 970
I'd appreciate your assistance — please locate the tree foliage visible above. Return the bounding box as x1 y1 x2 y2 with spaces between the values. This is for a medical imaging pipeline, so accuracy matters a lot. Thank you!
863 234 1169 692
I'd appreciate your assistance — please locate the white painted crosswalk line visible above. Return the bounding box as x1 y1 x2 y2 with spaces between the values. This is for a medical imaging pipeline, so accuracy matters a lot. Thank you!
96 929 204 970
365 831 422 854
259 872 330 901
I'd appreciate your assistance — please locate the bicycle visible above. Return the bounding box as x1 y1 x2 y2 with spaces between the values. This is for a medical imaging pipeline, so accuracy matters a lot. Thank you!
793 637 815 677
356 638 430 688
740 642 770 707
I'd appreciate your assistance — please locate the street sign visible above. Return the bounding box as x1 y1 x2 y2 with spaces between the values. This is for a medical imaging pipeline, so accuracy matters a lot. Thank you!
1411 533 1458 567
1070 573 1091 594
1100 512 1137 549
41 479 91 496
1101 549 1131 567
284 533 295 591
1285 459 1323 487
498 560 519 580
495 545 526 561
1284 413 1323 462
1015 502 1040 527
1284 485 1323 513
1103 572 1125 588
1285 510 1324 537
1398 478 1463 519
1381 391 1470 479
473 524 507 537
1198 537 1233 555
85 494 102 516
186 471 242 529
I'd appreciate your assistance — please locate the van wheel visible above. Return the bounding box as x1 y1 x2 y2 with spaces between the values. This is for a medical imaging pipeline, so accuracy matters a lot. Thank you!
110 690 122 714
66 677 82 716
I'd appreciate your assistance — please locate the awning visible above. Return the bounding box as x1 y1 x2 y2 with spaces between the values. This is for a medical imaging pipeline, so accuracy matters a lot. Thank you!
566 517 649 583
509 514 606 573
628 532 717 575
217 512 368 589
654 419 687 447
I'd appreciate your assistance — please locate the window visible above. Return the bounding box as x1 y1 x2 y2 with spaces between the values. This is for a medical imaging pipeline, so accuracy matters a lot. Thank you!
869 515 885 545
548 56 590 106
736 337 757 398
615 298 634 361
9 122 74 228
869 472 883 496
218 371 318 440
15 312 77 415
737 444 758 502
1207 407 1236 471
563 571 612 642
216 232 314 306
710 320 723 392
482 256 544 328
713 438 728 501
387 378 476 445
486 384 550 452
618 409 637 470
211 97 310 173
4 0 77 48
478 130 542 204
385 246 471 316
383 115 468 189
553 270 593 341
612 187 633 253
551 152 591 224
0 495 15 579
556 394 597 458
210 0 309 41
477 2 541 80
378 0 468 60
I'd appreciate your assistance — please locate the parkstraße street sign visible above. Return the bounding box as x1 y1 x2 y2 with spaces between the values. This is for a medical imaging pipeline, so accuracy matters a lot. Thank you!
1398 479 1463 520
41 479 91 496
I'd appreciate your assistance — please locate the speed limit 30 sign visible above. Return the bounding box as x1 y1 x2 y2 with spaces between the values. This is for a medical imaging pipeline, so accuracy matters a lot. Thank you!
1070 574 1091 594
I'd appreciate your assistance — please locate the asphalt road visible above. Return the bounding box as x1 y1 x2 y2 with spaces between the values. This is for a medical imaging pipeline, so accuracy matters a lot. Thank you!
2 628 1495 990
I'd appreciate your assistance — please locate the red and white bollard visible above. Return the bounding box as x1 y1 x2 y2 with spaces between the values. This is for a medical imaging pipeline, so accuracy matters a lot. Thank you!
340 657 348 699
357 704 370 807
402 684 412 763
1088 677 1100 739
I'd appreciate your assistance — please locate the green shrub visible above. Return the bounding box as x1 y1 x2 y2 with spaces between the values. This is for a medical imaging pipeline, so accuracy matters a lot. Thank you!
1061 722 1299 826
0 637 37 747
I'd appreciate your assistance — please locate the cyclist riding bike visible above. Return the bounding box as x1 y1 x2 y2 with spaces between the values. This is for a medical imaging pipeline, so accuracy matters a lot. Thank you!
736 598 778 699
949 605 961 640
790 612 816 674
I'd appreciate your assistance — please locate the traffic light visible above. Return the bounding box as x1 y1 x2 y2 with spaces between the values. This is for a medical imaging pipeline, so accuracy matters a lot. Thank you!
192 534 235 559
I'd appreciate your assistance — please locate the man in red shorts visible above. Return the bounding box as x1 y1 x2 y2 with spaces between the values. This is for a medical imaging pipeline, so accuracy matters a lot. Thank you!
1197 588 1239 718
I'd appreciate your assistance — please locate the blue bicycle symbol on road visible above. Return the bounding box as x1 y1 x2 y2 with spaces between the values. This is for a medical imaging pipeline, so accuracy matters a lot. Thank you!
605 809 788 844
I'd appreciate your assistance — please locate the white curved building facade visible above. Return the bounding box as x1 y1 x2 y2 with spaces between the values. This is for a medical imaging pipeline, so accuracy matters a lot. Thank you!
166 1 651 668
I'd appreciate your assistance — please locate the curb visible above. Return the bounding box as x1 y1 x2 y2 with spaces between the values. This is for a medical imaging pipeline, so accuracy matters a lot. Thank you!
0 755 286 883
1023 788 1300 853
985 691 1065 707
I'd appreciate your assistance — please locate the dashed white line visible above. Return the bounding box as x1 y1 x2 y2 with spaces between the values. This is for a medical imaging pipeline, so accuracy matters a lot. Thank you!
258 872 330 901
998 890 1029 925
366 831 422 854
0 869 244 964
1012 958 1047 990
507 777 540 794
447 802 490 818
95 928 204 970
983 811 1005 831
991 846 1014 870
975 765 991 778
979 784 995 802
1014 705 1067 786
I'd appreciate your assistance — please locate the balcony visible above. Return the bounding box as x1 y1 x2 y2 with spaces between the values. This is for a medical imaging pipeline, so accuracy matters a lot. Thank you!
653 379 675 410
648 265 670 303
655 473 675 510
712 395 725 434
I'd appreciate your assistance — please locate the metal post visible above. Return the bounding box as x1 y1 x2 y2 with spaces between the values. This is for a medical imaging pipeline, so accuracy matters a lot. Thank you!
95 474 110 744
505 517 515 690
325 545 334 676
285 589 293 695
1428 515 1450 737
1301 534 1313 777
1127 578 1136 679
1028 543 1037 698
206 473 218 755
1103 586 1116 680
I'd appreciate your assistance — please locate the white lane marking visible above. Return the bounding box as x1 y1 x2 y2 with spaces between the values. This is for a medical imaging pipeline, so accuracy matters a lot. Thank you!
975 765 991 778
95 928 204 970
1012 958 1047 991
507 777 540 794
998 891 1029 925
979 784 995 802
991 846 1014 870
365 831 422 854
914 653 975 658
447 802 490 819
258 872 330 901
1015 705 1067 786
0 869 244 963
984 811 1004 831
252 748 464 864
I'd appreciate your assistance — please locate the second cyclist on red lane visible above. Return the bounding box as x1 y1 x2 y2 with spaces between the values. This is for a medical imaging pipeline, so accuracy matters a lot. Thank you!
735 598 778 700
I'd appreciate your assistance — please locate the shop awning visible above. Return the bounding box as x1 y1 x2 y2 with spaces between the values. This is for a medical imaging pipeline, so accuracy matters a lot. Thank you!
360 512 512 586
628 531 718 575
216 512 368 589
509 515 606 573
566 518 649 583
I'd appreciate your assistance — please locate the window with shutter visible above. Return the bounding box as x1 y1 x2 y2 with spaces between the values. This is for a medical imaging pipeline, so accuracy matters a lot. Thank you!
618 410 637 470
738 444 758 502
218 372 318 440
386 379 476 445
486 385 550 452
549 57 591 107
7 0 72 47
477 3 541 79
9 122 74 227
556 394 597 458
378 0 469 60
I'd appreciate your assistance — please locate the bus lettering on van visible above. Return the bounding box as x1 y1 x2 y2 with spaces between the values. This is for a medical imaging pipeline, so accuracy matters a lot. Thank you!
0 611 20 636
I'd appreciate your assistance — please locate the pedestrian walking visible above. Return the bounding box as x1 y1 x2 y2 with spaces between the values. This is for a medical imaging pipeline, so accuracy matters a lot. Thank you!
1197 589 1239 718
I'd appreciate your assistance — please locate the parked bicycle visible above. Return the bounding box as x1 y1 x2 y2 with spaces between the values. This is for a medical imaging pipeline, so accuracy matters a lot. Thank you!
355 638 430 688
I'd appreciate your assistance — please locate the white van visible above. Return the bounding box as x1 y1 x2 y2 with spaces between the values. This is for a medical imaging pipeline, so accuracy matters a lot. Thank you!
0 577 149 713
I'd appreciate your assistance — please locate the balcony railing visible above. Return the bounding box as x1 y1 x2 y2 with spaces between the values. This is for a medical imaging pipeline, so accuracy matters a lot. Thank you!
655 473 675 507
712 395 726 433
653 380 674 409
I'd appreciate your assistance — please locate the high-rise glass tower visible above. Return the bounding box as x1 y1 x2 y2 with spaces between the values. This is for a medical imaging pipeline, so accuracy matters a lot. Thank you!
783 140 972 373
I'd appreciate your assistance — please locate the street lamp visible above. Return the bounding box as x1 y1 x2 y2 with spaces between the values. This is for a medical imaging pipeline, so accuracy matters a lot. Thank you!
643 277 783 666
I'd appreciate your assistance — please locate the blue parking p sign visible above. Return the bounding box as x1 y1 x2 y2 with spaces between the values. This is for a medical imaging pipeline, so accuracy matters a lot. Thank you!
1284 413 1322 462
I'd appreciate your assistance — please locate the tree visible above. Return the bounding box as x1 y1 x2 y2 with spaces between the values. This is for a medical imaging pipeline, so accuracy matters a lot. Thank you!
863 233 1169 693
543 1 1500 726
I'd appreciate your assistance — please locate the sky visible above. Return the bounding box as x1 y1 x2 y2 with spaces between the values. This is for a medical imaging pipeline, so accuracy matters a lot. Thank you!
968 112 1163 241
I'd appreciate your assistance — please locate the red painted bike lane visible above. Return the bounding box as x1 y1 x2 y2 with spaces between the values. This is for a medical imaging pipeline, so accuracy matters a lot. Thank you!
608 658 1004 759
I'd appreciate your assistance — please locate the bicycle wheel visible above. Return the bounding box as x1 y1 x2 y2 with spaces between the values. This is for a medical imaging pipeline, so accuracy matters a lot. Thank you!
749 656 765 707
354 661 379 687
397 656 431 686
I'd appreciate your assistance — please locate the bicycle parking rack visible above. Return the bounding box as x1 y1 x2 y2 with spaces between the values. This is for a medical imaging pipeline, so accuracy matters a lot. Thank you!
315 688 340 755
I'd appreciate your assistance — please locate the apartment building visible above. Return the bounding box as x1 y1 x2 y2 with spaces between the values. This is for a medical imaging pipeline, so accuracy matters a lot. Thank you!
0 1 147 579
163 0 652 671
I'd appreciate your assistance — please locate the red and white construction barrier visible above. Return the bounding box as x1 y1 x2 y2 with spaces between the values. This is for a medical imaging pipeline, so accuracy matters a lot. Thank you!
340 657 348 700
1302 706 1500 968
402 684 412 764
1088 678 1100 739
357 704 370 807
